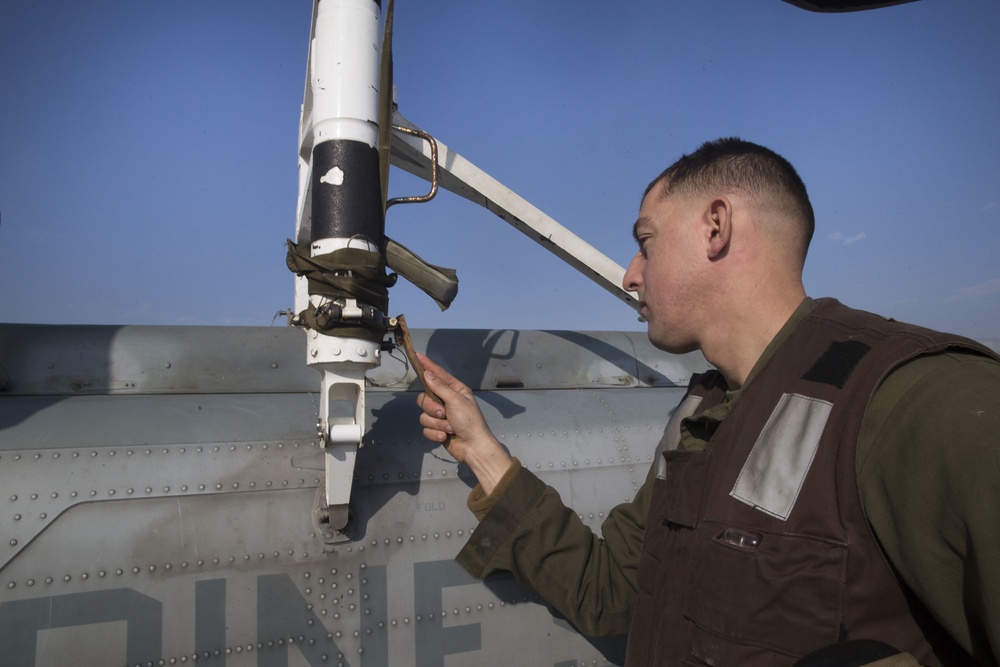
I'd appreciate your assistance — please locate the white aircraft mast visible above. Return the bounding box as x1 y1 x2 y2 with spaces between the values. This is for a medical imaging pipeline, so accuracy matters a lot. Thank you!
291 0 387 533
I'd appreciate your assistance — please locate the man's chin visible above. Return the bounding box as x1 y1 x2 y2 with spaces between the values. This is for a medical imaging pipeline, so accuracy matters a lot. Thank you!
648 333 697 355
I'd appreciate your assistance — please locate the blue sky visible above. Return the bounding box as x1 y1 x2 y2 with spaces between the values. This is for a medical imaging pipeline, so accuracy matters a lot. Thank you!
1 0 998 339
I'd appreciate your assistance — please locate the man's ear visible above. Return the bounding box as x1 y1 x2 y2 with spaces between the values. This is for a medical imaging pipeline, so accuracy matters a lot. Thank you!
706 197 732 260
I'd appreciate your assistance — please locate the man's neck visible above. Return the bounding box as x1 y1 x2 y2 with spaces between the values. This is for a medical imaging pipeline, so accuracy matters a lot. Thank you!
703 290 808 389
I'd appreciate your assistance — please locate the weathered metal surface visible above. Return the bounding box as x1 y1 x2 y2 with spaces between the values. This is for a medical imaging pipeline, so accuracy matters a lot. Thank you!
0 323 704 666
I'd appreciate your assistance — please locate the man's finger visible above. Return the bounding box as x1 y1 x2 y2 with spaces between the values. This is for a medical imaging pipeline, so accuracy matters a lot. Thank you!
418 356 473 403
418 409 450 432
416 353 461 387
422 426 450 444
421 368 460 403
418 391 446 419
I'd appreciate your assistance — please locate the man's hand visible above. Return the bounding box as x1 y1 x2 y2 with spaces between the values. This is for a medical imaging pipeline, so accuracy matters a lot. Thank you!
416 353 514 494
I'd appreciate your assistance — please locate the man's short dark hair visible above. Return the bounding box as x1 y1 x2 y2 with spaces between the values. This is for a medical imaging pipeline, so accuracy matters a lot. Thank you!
646 138 815 257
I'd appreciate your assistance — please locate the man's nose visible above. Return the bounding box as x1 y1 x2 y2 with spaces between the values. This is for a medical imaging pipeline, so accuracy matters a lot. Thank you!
622 254 641 292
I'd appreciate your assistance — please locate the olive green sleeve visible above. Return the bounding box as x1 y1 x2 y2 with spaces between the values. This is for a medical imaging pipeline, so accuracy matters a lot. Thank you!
859 351 1000 664
466 457 524 521
456 462 654 638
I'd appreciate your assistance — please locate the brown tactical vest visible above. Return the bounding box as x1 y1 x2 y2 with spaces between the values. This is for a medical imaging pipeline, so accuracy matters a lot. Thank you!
625 299 995 666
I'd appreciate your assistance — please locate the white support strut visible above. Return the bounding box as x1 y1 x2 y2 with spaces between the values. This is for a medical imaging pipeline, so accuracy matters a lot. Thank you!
389 111 642 317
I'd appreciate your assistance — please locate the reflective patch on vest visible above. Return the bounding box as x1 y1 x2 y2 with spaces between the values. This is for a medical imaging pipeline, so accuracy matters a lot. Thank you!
730 392 832 520
654 394 704 480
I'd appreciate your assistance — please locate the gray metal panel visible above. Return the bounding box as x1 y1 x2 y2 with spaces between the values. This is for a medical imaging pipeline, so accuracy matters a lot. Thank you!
0 393 316 449
0 324 314 396
0 323 694 666
0 324 710 396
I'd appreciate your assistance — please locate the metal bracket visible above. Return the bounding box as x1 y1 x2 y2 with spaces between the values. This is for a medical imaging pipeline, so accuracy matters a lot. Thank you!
308 334 379 529
386 124 438 209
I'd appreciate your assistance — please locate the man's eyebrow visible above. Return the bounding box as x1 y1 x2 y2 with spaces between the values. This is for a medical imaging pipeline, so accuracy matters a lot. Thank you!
632 217 650 243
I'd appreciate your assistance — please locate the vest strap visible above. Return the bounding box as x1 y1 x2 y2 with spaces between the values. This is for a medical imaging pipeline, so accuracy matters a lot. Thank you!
654 393 704 479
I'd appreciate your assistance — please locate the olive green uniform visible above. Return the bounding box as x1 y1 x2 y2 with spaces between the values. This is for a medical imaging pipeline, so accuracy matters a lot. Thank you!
456 298 1000 663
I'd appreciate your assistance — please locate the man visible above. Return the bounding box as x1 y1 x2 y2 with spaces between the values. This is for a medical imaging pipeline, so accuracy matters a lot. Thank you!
415 138 999 666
